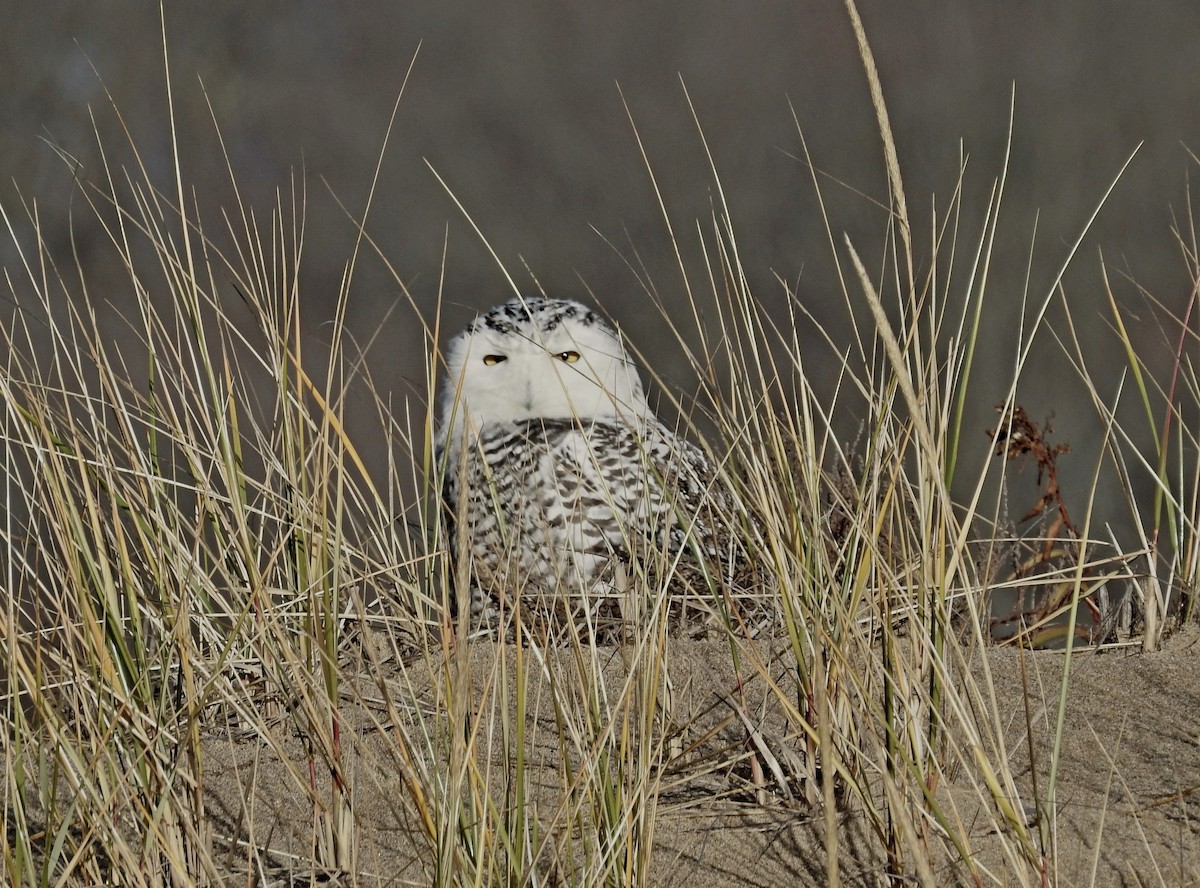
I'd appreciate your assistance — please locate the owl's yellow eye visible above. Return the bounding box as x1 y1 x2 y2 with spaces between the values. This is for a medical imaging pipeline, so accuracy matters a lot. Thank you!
556 350 581 364
482 354 507 366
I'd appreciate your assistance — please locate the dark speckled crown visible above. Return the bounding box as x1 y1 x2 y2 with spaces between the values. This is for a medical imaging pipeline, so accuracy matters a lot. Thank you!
467 298 602 338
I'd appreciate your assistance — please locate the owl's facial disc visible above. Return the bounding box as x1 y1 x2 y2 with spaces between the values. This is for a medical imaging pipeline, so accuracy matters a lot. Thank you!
436 299 649 451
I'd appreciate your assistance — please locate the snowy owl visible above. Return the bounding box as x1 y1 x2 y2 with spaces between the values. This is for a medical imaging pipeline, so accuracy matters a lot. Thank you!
435 297 736 633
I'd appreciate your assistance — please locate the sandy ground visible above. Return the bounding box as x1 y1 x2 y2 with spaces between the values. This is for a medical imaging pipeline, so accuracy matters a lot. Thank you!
201 624 1200 886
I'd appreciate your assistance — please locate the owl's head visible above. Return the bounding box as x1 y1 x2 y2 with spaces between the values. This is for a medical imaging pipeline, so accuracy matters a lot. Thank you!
436 298 649 451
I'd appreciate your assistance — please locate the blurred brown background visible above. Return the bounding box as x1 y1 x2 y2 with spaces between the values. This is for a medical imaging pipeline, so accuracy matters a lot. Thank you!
4 3 1199 544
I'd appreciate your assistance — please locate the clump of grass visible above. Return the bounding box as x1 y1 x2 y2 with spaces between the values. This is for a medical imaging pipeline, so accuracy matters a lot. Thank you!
0 46 433 882
1 6 1196 887
1102 187 1200 647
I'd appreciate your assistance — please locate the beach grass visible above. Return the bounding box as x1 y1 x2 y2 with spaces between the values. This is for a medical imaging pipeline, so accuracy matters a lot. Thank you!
1 3 1198 885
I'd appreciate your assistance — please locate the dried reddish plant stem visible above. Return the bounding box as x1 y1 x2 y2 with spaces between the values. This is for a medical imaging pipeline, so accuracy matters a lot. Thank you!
988 405 1103 640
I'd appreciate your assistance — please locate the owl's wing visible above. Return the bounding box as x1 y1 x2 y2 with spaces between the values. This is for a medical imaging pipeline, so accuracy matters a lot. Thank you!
540 419 729 559
643 423 739 561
